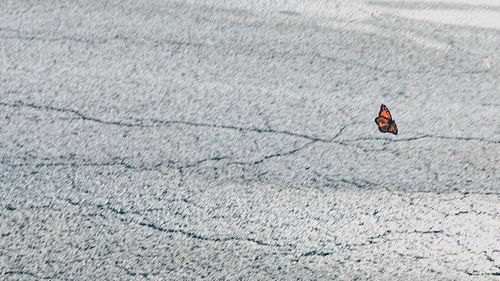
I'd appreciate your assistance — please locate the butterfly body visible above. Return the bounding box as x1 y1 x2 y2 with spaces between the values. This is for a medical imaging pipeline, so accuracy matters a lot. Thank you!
375 104 398 135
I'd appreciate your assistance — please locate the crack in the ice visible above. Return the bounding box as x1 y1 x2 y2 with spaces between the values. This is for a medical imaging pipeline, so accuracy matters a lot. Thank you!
302 250 334 257
0 100 330 142
413 229 443 235
299 228 461 259
1 270 62 280
137 221 284 248
383 186 499 219
312 171 377 188
450 210 496 217
0 100 144 127
0 100 357 173
149 118 331 142
395 252 427 260
0 147 300 175
228 141 316 166
454 239 500 276
465 271 500 276
353 134 500 144
300 240 382 258
53 197 286 249
4 99 497 163
1 154 225 175
178 156 228 170
115 264 159 279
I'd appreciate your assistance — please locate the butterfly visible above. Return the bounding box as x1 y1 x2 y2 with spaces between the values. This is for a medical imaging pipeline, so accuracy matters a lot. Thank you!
375 104 398 135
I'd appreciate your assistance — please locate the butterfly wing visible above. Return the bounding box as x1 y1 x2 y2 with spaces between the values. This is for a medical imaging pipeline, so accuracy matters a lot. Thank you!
387 121 398 135
375 116 390 133
379 104 392 120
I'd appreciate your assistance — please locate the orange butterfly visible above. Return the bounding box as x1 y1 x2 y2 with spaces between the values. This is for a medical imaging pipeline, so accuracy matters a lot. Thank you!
375 104 398 135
